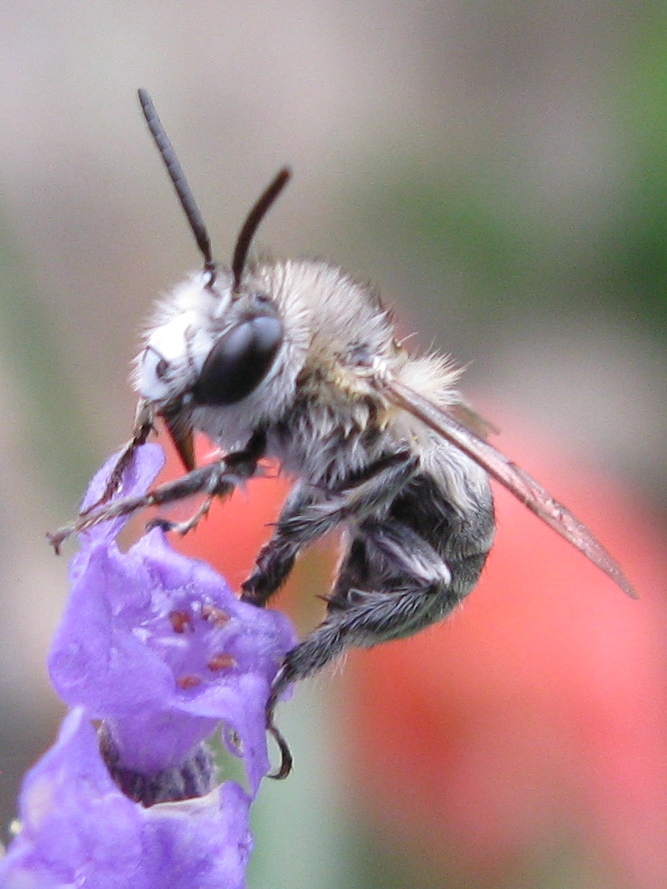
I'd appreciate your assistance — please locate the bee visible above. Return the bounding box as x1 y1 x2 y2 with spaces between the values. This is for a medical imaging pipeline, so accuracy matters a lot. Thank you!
51 90 635 777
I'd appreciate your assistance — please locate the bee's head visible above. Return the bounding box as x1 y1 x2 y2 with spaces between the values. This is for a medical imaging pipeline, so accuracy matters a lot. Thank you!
135 269 284 409
133 90 291 467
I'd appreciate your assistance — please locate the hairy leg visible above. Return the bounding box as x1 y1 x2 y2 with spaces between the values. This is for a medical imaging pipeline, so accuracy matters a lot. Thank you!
241 449 418 605
264 517 457 778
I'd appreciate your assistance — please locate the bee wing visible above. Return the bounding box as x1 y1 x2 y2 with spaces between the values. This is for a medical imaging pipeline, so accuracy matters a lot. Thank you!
383 379 637 599
447 401 499 439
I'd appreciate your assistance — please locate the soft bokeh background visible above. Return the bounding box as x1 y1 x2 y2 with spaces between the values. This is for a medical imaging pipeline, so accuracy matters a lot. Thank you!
1 3 666 888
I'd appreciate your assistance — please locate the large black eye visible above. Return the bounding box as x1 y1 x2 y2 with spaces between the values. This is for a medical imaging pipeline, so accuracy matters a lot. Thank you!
192 315 283 405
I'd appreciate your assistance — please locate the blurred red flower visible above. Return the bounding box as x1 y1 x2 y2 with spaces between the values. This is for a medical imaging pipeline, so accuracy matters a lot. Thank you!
340 418 667 888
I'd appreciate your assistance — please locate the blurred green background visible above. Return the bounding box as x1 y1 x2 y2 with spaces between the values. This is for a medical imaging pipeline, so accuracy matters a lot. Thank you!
0 3 666 888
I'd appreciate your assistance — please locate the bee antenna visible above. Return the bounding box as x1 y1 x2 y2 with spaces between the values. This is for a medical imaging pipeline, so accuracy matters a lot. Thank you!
138 89 216 277
232 167 291 290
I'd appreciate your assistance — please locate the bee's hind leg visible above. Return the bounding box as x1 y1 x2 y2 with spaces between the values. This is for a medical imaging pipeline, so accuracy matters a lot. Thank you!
265 518 455 778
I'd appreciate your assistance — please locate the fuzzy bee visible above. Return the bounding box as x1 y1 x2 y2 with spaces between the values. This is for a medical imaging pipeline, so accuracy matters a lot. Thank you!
51 90 635 777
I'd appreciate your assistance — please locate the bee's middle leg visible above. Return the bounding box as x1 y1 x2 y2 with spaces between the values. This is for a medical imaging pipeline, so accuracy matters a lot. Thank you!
240 450 418 606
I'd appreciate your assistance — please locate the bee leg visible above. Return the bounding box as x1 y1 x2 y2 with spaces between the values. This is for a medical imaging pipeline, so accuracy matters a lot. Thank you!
83 400 155 515
264 700 294 780
148 430 268 535
265 519 454 778
239 482 313 605
146 490 216 536
241 450 418 606
48 437 264 552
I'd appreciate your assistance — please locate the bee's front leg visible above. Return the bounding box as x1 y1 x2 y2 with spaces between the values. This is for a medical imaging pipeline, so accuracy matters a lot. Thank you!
48 434 266 552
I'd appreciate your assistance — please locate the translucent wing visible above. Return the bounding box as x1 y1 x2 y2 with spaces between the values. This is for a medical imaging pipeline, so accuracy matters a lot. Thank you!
383 378 637 598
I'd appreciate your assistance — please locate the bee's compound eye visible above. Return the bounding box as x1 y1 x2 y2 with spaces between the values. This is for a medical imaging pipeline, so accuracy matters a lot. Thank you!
192 315 283 405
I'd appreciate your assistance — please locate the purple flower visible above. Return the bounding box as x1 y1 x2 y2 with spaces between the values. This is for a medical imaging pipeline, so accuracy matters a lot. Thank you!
48 443 296 794
0 708 253 889
1 443 297 887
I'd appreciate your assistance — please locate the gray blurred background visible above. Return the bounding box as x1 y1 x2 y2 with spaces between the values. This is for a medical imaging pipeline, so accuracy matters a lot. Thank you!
0 3 665 888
